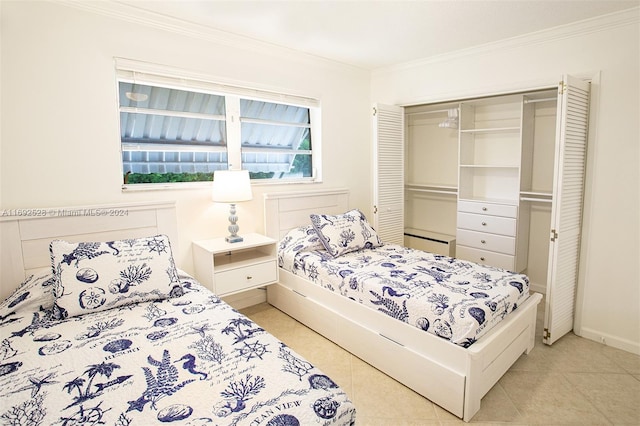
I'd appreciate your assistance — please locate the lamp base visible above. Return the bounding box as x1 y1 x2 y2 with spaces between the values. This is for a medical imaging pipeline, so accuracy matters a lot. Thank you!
225 203 243 243
225 235 244 243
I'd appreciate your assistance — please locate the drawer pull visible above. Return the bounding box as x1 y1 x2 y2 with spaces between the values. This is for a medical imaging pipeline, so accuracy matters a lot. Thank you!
480 257 486 261
482 222 487 226
482 207 488 211
246 276 253 280
481 240 486 244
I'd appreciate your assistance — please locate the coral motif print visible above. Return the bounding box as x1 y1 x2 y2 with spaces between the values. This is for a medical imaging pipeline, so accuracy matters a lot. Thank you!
190 335 225 364
127 350 195 412
428 293 449 315
109 263 152 294
278 343 313 380
1 393 47 425
338 228 356 248
216 374 265 416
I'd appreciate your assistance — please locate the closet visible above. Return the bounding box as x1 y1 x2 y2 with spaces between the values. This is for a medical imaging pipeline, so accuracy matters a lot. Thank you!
374 75 590 345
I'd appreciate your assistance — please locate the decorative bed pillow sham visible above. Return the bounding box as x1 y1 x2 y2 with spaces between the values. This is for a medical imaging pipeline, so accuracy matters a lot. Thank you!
0 268 56 314
50 234 182 318
278 225 325 270
310 209 382 257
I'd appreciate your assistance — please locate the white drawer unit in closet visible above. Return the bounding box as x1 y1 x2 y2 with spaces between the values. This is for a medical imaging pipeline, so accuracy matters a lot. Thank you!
456 246 515 271
456 200 519 271
456 228 515 255
457 200 517 218
456 212 517 235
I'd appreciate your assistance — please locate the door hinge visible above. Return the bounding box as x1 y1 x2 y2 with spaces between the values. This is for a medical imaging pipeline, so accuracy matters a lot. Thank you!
373 106 377 116
558 81 566 94
550 229 558 242
373 205 378 214
543 328 551 341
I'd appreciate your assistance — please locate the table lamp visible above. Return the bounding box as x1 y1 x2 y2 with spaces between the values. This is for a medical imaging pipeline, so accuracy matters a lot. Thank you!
211 170 253 243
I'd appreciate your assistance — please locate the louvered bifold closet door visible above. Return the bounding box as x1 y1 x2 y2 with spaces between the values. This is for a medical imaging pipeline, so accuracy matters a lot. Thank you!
373 104 405 245
543 75 590 345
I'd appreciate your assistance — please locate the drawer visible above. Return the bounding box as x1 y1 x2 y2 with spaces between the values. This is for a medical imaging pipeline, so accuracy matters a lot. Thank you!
456 229 515 255
457 212 516 236
458 200 517 218
214 260 277 295
456 246 515 271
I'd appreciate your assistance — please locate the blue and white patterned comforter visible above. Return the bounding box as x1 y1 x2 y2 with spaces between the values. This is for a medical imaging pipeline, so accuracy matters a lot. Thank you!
279 226 530 348
0 271 356 425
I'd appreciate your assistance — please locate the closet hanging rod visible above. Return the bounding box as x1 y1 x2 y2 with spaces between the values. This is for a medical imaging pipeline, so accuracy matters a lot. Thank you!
524 97 557 104
520 196 552 203
406 108 457 116
406 187 458 195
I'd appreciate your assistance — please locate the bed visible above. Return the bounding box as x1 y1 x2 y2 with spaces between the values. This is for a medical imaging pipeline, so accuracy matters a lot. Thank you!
263 189 542 422
0 201 357 425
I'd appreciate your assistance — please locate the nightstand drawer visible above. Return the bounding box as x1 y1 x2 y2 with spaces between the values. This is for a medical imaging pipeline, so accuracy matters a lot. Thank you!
457 212 516 236
456 246 515 271
214 260 277 295
457 229 515 255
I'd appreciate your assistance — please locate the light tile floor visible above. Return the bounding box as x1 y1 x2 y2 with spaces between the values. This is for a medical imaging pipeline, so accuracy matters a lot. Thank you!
241 301 640 425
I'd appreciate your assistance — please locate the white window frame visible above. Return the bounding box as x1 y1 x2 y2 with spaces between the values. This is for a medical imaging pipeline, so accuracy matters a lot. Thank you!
115 58 322 190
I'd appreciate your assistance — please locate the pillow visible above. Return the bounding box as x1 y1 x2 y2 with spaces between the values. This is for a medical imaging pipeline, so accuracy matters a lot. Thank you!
50 234 183 318
278 225 326 271
0 268 56 314
279 225 325 254
310 209 382 257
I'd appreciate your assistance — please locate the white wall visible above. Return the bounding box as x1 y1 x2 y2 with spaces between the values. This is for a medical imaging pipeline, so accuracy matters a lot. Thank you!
0 1 372 277
371 9 640 354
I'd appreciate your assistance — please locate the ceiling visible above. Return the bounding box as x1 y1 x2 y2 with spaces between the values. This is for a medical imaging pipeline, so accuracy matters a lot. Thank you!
115 0 639 69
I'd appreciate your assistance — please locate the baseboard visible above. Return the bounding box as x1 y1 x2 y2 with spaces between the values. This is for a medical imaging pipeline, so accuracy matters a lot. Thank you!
576 326 640 356
529 281 546 295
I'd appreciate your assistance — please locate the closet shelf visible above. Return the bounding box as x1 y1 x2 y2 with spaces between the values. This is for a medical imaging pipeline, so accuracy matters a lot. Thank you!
458 196 519 205
459 164 519 169
460 126 520 133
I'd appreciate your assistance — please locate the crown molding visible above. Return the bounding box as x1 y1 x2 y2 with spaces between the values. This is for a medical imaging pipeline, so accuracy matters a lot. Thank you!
51 0 365 72
51 1 638 75
373 6 639 76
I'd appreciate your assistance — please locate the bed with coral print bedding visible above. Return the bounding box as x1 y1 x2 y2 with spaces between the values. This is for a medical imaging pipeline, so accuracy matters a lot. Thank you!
279 225 531 348
0 268 356 425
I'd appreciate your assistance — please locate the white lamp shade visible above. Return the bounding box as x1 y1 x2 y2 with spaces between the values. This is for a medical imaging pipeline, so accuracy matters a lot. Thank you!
212 170 253 203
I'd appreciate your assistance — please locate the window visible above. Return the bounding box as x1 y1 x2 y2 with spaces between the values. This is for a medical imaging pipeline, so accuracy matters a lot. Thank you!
117 60 320 188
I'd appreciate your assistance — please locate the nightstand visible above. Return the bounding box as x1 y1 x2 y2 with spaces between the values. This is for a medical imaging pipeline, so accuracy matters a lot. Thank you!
192 233 278 296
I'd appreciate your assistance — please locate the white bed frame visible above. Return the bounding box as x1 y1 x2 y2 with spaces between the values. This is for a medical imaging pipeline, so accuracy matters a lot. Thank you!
0 201 178 301
264 188 542 422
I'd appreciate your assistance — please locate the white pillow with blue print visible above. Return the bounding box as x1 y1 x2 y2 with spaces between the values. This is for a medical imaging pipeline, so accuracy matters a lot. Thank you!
278 225 325 270
310 209 382 258
50 234 183 318
0 268 56 314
